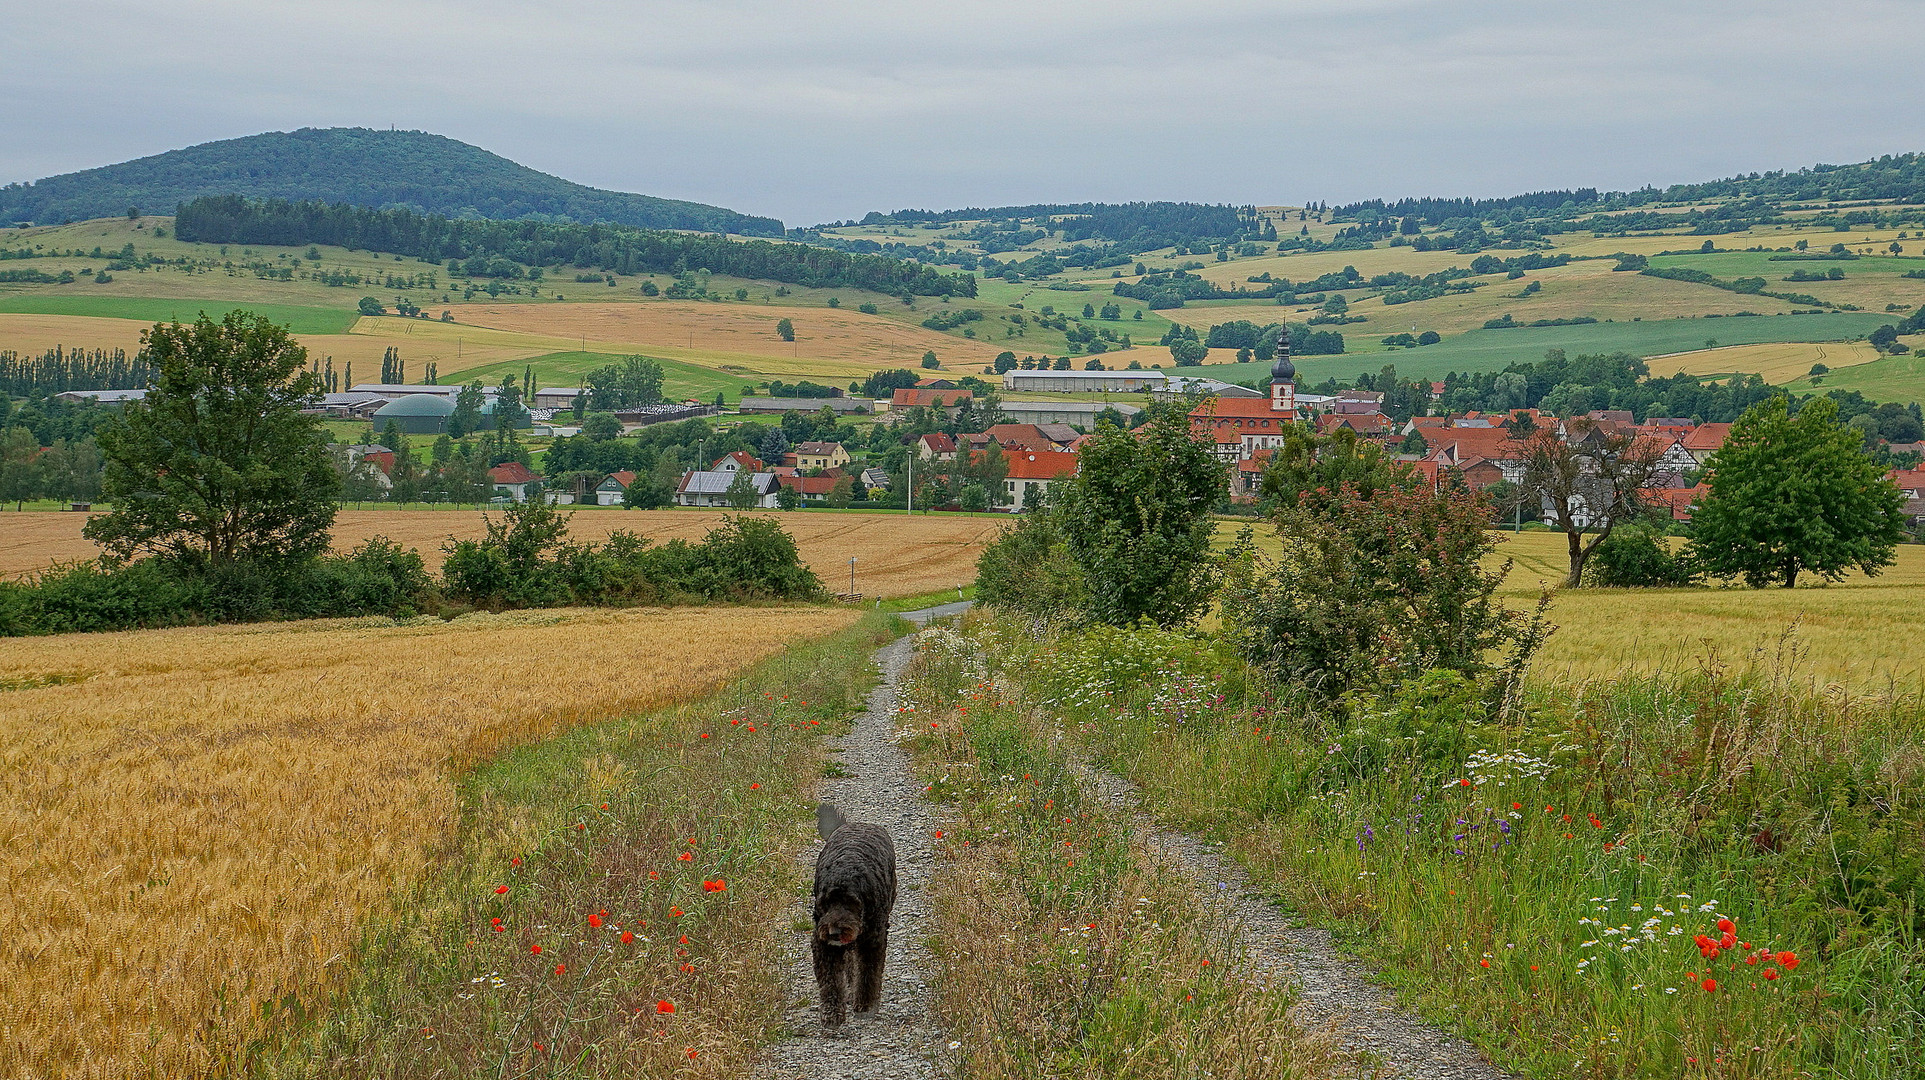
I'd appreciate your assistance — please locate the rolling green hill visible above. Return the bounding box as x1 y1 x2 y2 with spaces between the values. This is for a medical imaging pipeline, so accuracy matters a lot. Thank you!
0 128 783 236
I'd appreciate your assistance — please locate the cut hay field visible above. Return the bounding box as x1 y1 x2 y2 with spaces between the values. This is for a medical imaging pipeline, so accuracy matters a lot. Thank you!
432 300 1008 379
0 604 860 1080
0 508 999 597
1643 339 1881 381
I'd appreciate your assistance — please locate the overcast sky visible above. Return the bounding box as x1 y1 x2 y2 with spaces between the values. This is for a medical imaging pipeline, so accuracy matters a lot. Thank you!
7 1 1923 226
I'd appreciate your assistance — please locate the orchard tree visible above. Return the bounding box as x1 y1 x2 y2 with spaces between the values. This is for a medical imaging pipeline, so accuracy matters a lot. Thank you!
776 318 795 342
1057 401 1225 627
85 312 337 566
1690 396 1906 587
1510 418 1666 587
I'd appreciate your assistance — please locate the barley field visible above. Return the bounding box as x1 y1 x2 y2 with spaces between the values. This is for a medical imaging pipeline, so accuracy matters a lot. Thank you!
0 604 859 1080
1643 339 1880 381
0 509 997 598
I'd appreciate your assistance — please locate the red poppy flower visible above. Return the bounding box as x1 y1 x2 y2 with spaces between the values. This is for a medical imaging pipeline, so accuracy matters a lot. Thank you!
1701 978 1717 993
687 1049 699 1060
621 930 635 943
531 944 542 954
1458 778 1472 787
554 963 566 975
494 885 509 895
699 733 709 739
680 962 695 973
1746 954 1759 965
1778 951 1799 969
934 831 945 839
649 870 661 880
588 914 603 928
1762 968 1780 981
1716 917 1735 934
511 857 521 866
657 1000 675 1014
1479 959 1491 968
1511 802 1523 811
669 907 683 917
679 935 689 945
750 783 761 790
600 803 609 810
1719 932 1737 949
678 852 693 861
702 880 727 892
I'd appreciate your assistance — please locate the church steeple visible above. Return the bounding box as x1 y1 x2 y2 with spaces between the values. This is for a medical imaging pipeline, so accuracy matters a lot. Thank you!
1269 329 1295 414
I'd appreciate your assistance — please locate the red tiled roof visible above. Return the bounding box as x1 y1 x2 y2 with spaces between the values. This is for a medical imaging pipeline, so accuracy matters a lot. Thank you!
920 432 958 453
1888 468 1925 494
605 470 637 488
489 462 540 484
777 475 838 495
1003 450 1080 481
711 450 764 471
893 388 973 407
1191 398 1294 420
1683 422 1733 451
986 423 1056 452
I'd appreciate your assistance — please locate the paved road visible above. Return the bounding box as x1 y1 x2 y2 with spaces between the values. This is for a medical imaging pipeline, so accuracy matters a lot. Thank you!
895 601 972 625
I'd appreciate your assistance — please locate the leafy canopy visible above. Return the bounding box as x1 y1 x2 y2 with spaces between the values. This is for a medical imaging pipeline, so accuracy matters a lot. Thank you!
1690 396 1908 588
84 312 336 567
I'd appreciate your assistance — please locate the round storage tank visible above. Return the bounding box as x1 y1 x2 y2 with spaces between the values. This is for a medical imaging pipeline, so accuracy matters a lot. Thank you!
372 393 456 435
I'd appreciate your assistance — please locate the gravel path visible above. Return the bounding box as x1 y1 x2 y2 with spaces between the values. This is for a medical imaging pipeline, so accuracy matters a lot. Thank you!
1078 766 1518 1080
757 626 944 1080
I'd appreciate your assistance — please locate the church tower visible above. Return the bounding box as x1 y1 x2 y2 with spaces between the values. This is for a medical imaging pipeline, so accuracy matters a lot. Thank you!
1268 331 1296 415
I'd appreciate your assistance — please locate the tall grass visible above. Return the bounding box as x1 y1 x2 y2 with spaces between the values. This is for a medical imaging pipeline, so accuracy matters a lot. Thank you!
955 614 1925 1079
0 605 861 1080
254 613 898 1079
898 626 1350 1079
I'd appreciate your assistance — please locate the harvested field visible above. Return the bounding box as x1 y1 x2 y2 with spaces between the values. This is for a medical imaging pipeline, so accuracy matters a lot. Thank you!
0 509 999 598
434 300 1007 376
1643 339 1880 382
0 604 859 1080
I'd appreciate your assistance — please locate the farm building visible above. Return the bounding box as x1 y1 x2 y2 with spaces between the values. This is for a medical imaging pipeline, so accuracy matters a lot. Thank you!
738 397 870 416
998 400 1143 428
373 393 456 435
676 470 779 508
52 388 147 405
596 470 637 505
1002 450 1080 511
488 462 541 502
1002 369 1166 393
533 387 584 409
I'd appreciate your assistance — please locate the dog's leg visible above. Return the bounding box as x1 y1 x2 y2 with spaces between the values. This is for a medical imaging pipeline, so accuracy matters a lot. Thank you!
813 939 848 1028
854 926 888 1012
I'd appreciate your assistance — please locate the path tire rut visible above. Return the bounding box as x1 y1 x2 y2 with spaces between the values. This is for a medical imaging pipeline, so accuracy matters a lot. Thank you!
1077 765 1519 1080
758 632 944 1079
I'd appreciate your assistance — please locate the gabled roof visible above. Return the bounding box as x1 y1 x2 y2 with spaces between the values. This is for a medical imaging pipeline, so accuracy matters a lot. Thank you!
893 388 973 407
711 450 764 471
1190 397 1295 420
599 470 637 490
985 423 1057 452
794 441 844 456
1683 423 1733 451
920 432 958 453
1003 450 1080 481
679 470 775 495
489 462 540 484
777 475 838 495
1035 423 1082 445
1887 468 1925 494
1427 426 1522 464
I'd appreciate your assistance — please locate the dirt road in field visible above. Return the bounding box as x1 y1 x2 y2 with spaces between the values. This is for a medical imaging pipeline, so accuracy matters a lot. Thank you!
1077 766 1518 1080
758 610 953 1079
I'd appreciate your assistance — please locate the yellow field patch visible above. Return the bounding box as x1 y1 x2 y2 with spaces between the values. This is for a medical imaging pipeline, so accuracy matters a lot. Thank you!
430 300 1008 378
0 312 155 355
0 508 999 598
0 604 860 1080
1644 340 1881 382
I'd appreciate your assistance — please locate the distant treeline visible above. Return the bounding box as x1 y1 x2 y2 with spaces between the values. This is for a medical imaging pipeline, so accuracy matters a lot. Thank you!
1331 153 1925 234
0 347 155 396
175 196 977 298
849 201 1263 246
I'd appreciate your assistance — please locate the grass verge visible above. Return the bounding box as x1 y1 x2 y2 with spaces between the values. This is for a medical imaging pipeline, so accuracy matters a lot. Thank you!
250 612 898 1079
949 612 1925 1079
896 623 1347 1079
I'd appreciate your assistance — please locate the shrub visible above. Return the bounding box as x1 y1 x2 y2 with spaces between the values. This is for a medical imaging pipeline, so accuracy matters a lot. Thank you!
1585 527 1700 587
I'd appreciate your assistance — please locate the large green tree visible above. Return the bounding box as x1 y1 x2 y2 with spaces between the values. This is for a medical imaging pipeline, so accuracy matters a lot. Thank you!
1057 402 1225 627
1690 396 1907 588
84 312 337 566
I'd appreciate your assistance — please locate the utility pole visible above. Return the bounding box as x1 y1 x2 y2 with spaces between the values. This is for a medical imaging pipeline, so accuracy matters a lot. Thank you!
849 557 857 594
907 452 913 514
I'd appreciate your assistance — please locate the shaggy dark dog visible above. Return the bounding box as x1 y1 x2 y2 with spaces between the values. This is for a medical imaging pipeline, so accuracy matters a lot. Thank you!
811 804 897 1028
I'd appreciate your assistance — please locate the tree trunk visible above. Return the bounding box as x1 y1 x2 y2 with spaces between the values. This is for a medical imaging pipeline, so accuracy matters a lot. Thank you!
1563 527 1584 588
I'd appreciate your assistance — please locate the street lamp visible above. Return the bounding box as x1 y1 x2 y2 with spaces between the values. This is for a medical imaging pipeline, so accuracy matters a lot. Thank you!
849 556 857 595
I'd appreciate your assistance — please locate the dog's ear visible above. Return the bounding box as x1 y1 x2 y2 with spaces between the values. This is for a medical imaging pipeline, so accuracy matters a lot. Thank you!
816 804 849 841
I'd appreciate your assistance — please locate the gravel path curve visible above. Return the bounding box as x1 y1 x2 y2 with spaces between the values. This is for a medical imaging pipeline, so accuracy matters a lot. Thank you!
757 622 945 1079
1078 766 1518 1080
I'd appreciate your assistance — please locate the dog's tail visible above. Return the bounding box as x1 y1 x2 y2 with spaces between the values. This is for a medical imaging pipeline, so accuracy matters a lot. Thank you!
816 803 849 841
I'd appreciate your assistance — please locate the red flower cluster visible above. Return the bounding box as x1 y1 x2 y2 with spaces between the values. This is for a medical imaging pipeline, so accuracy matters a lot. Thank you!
702 880 727 892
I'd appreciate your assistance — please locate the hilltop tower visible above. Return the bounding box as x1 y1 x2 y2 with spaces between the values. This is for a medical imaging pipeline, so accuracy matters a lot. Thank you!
1268 330 1295 415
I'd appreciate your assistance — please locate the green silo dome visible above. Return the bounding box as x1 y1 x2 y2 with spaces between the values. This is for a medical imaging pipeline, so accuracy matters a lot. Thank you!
373 393 456 434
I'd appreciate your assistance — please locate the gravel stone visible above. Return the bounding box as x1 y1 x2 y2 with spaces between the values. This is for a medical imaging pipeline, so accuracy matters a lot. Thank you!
757 625 946 1079
1077 765 1519 1079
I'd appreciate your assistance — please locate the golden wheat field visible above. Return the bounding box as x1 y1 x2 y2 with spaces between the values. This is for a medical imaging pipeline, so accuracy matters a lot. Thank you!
1642 339 1880 382
0 605 859 1080
0 509 997 598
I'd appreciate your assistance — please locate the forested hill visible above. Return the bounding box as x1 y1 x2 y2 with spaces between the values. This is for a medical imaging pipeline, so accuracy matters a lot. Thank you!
0 127 784 237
